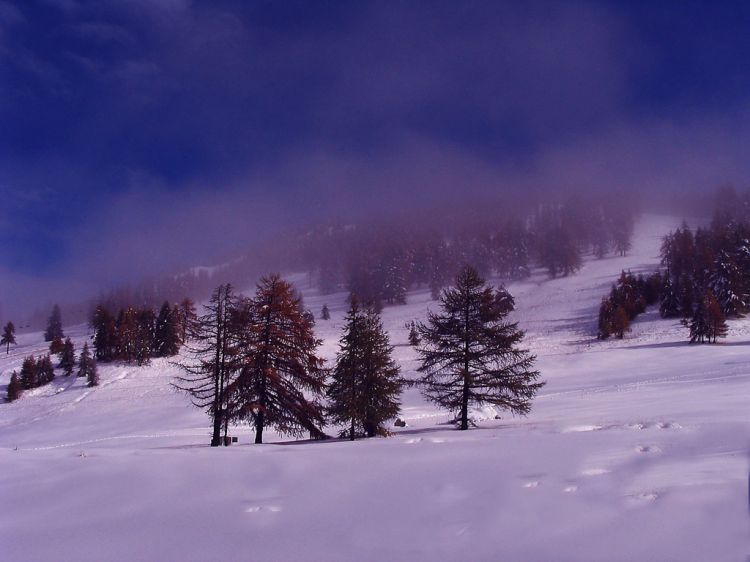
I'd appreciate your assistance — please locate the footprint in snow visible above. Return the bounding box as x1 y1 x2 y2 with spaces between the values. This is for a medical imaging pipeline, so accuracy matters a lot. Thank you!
245 505 282 514
581 468 610 476
636 445 661 454
625 491 658 506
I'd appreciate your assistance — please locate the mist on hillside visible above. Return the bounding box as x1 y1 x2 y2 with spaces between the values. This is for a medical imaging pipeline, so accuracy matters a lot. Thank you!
2 1 750 325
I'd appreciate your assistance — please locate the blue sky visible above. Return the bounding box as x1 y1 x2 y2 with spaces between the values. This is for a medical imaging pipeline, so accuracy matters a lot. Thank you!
3 0 750 314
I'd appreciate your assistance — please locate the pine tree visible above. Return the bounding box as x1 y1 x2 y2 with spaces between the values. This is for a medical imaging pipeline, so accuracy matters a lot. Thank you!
321 304 330 321
174 285 239 447
35 354 55 385
686 291 712 344
659 276 681 318
178 298 198 342
232 274 327 444
58 337 76 376
612 306 630 339
92 305 116 361
78 343 98 386
49 334 64 355
154 301 181 357
132 308 155 365
44 304 64 343
1 322 15 354
20 356 37 389
706 290 729 343
6 370 21 402
415 266 543 430
327 298 402 439
408 321 421 346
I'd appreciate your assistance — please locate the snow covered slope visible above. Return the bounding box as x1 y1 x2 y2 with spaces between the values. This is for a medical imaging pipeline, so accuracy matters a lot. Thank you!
2 214 749 561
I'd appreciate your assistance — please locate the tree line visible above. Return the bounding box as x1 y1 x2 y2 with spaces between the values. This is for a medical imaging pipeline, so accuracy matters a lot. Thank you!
90 299 195 365
176 267 543 446
298 195 635 309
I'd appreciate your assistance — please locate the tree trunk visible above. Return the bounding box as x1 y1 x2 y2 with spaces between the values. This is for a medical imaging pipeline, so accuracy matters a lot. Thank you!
460 298 470 431
255 411 264 444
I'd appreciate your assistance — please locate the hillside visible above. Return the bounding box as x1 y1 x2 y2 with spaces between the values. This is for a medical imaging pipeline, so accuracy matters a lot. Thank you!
1 214 748 561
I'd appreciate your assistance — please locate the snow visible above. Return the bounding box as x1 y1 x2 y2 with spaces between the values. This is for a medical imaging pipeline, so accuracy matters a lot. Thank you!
1 214 749 561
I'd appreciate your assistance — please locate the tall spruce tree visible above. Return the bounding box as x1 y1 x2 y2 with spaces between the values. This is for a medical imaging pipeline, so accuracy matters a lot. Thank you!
178 298 198 342
154 301 181 357
92 305 116 361
174 285 238 447
1 321 15 354
321 304 331 321
231 274 327 444
327 297 402 440
44 304 64 343
6 370 21 402
58 337 76 376
415 266 543 430
78 343 98 386
36 354 55 385
20 356 37 389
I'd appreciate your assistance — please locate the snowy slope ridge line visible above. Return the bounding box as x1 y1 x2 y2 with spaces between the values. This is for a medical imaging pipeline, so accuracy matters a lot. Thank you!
1 214 749 562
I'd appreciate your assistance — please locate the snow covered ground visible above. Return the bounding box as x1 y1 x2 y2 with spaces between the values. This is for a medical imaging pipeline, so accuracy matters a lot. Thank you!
2 214 749 561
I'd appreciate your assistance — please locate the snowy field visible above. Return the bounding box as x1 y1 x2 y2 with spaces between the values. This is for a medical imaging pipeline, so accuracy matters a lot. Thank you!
2 214 749 561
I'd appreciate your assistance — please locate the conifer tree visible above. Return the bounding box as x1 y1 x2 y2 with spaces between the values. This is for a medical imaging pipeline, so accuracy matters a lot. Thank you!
35 354 55 385
92 305 116 361
232 274 327 444
1 321 15 354
20 356 37 389
612 306 630 339
415 266 543 430
706 290 729 343
6 370 21 402
321 304 330 321
135 308 156 365
178 298 198 342
78 343 98 386
408 321 421 346
154 301 181 357
174 285 238 447
327 298 402 439
59 337 76 376
686 292 710 344
49 334 64 355
44 304 64 343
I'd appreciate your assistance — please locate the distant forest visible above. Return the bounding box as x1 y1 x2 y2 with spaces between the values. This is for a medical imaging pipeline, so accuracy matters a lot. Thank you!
22 192 637 329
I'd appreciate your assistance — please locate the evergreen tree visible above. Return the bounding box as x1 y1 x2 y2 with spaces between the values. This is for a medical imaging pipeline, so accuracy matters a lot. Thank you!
415 266 543 430
232 274 327 444
154 301 181 357
321 304 330 321
78 343 98 386
686 291 711 344
91 305 116 361
174 285 239 447
35 354 55 385
20 356 37 389
44 304 64 343
612 306 630 339
327 298 402 439
178 298 198 342
6 370 21 402
134 308 155 365
659 276 681 318
1 322 15 354
59 337 76 376
408 321 421 346
49 334 65 355
706 290 729 343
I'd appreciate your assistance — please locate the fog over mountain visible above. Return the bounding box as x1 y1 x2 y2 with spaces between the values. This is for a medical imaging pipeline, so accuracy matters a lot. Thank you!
3 1 750 319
